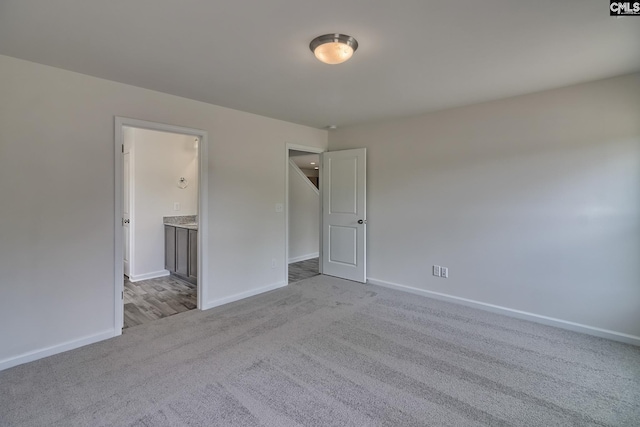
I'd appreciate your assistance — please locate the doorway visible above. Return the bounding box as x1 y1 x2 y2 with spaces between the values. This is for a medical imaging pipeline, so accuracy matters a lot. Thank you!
286 145 368 285
285 144 324 284
114 117 209 334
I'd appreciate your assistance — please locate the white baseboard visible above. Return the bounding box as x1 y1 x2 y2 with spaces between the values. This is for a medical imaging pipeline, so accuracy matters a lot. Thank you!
367 278 640 346
0 329 116 372
288 253 319 264
128 270 170 282
202 281 288 311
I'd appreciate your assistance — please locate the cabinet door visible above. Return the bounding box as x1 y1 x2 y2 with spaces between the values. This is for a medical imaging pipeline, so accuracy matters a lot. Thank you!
188 229 198 279
164 226 176 272
176 227 189 276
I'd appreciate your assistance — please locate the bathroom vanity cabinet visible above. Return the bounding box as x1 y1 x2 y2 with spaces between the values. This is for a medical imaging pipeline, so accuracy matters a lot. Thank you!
164 224 197 284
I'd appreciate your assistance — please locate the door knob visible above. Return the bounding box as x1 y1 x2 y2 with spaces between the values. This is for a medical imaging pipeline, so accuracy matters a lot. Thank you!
123 219 130 224
358 219 366 224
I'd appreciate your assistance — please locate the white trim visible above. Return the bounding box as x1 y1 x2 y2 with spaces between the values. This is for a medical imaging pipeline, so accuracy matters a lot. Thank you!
288 253 320 264
198 128 210 312
114 120 124 336
0 330 115 371
202 281 287 310
129 145 136 278
128 270 170 282
285 143 325 287
367 277 640 346
289 159 320 195
115 117 209 334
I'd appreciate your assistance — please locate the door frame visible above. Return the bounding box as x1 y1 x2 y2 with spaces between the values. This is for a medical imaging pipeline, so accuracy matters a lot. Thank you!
114 117 209 334
123 146 133 277
285 143 325 284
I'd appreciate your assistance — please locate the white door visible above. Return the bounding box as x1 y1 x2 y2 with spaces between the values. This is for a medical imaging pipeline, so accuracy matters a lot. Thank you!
321 148 366 283
123 151 131 277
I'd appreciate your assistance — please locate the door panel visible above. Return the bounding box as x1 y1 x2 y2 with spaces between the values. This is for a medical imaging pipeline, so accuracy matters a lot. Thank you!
176 227 189 276
328 225 357 265
321 148 366 283
328 157 358 214
164 225 176 272
189 229 198 279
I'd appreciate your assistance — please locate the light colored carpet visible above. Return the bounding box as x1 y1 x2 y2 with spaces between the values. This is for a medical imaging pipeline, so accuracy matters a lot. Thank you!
1 275 639 426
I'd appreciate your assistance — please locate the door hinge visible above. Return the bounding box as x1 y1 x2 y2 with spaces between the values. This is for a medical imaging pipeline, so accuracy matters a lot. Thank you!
122 144 124 153
121 291 124 299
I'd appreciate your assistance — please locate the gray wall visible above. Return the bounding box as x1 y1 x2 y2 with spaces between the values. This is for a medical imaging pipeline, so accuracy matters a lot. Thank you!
329 73 640 338
0 54 327 369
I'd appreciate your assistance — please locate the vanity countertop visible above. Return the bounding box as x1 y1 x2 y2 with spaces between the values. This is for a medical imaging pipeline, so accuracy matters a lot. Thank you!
163 215 198 230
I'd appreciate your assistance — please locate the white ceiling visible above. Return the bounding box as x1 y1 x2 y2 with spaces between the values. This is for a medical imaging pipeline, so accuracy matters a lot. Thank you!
0 0 638 129
290 151 320 170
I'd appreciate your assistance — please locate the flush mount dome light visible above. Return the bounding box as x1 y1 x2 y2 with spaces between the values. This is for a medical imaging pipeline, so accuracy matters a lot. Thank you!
310 34 358 65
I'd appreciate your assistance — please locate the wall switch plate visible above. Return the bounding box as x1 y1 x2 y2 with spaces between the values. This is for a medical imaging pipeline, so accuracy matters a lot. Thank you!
173 202 180 211
441 267 449 278
275 203 283 213
271 258 277 269
433 265 441 276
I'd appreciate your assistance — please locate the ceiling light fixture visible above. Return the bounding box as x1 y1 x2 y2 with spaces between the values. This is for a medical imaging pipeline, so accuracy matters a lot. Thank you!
310 34 358 65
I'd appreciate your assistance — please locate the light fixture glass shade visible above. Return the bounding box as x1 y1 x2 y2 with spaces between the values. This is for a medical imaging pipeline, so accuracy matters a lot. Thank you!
310 34 358 65
314 42 353 64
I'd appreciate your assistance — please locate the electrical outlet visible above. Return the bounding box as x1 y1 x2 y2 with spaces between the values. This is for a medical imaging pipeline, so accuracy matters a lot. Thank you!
271 258 277 269
433 265 441 276
441 267 449 278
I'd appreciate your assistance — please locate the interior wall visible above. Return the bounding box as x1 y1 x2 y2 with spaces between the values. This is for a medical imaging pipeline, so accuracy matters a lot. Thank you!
288 161 319 263
0 54 327 369
129 128 198 280
329 73 640 339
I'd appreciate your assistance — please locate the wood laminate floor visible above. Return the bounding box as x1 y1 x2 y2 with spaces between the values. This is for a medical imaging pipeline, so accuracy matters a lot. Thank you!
123 275 196 329
124 259 314 328
288 257 319 283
